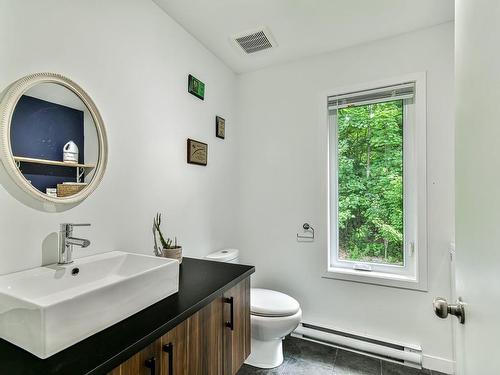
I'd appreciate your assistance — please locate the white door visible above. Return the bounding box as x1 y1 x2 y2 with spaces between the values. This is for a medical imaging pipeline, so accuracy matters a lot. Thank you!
453 0 500 374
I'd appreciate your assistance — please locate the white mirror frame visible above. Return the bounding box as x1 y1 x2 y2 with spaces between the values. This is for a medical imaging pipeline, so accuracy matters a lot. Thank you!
0 73 108 206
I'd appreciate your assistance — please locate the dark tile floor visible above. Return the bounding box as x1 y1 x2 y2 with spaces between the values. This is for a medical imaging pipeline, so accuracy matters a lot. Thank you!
237 336 450 375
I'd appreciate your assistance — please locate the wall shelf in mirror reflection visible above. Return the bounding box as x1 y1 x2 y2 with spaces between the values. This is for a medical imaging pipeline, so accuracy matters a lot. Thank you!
0 73 108 210
13 156 95 169
13 156 96 196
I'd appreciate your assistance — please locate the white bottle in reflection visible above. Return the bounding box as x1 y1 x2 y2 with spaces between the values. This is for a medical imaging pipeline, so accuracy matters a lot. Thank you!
63 141 79 163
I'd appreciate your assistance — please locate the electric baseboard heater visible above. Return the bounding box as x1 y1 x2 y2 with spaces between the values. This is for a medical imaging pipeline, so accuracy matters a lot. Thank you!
292 322 422 368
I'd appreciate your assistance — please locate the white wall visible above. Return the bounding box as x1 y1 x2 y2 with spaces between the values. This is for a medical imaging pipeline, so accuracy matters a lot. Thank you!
236 23 455 372
0 0 238 274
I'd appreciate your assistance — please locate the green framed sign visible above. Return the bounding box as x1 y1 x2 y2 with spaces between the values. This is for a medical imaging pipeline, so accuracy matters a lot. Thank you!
188 74 205 100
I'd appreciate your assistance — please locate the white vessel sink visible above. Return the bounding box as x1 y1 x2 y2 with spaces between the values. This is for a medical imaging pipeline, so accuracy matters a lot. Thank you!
0 251 179 358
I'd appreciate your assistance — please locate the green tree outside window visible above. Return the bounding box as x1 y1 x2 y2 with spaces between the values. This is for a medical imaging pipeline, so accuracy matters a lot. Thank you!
337 100 404 265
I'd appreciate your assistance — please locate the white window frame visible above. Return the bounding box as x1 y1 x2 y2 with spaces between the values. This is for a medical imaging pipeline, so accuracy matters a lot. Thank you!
322 72 428 291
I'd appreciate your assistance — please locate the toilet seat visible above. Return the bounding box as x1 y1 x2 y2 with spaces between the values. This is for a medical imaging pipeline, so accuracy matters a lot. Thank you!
251 288 300 317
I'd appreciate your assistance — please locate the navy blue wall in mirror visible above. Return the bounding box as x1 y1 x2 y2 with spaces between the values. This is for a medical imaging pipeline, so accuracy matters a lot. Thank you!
10 95 85 193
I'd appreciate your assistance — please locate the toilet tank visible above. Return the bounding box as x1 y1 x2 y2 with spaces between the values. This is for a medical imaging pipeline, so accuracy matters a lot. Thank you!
205 249 239 263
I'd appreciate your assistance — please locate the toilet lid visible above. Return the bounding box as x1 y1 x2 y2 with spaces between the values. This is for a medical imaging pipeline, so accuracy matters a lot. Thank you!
205 249 239 262
250 288 300 317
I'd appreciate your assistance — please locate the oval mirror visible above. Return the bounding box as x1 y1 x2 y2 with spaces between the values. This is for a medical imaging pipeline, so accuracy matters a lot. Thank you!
0 73 107 209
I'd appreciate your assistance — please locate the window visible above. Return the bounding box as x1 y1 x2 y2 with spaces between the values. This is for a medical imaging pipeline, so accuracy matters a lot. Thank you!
325 75 427 290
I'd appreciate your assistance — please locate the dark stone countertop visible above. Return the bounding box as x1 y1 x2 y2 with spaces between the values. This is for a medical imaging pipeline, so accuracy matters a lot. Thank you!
0 257 255 375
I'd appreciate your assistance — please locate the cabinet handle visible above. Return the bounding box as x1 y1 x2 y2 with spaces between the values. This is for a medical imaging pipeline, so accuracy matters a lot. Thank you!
224 297 234 331
144 357 156 375
163 343 174 375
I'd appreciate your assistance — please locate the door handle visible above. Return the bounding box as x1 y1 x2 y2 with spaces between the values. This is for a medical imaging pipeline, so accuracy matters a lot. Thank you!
224 297 234 330
433 297 465 324
144 357 156 375
163 343 174 375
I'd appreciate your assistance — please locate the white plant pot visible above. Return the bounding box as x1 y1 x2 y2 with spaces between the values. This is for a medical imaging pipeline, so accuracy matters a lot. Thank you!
161 247 182 264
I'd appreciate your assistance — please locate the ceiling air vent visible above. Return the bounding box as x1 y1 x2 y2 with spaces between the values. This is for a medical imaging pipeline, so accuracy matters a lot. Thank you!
232 27 277 54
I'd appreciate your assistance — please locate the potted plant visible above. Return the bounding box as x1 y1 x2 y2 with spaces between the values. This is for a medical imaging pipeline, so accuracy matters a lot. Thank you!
153 213 182 263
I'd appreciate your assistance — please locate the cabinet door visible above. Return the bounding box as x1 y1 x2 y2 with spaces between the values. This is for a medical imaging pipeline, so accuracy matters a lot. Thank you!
161 320 188 375
107 367 121 375
186 298 224 375
119 341 161 375
223 277 251 375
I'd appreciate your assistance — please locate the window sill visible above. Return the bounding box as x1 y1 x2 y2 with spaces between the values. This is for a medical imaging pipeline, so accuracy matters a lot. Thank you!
323 267 428 291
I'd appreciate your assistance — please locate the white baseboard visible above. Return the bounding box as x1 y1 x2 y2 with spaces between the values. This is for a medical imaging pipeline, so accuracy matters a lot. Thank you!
422 354 455 374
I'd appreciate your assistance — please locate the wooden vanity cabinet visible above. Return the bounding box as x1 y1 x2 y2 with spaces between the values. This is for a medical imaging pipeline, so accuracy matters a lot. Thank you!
108 277 250 375
115 340 162 375
161 320 188 375
185 297 224 375
223 277 251 375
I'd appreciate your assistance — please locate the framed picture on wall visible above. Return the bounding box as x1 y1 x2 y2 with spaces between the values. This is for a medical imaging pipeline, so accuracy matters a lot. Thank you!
187 138 208 166
216 116 225 139
188 74 205 100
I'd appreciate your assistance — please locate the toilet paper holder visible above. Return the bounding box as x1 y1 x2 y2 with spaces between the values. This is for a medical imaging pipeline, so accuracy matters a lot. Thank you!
297 223 314 240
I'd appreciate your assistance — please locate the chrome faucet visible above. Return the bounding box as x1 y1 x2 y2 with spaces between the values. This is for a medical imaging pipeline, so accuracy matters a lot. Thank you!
59 223 91 264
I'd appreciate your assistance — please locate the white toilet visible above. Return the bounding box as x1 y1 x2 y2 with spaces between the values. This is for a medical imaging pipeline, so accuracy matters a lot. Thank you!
205 249 302 369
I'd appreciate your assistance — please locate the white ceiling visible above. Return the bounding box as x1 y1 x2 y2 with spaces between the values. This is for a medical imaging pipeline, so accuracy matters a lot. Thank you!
154 0 455 74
